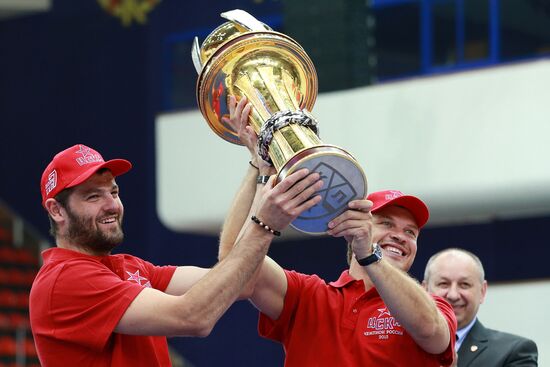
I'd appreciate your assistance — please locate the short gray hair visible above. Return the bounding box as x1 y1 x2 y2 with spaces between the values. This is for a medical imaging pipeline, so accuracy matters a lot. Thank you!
424 247 485 283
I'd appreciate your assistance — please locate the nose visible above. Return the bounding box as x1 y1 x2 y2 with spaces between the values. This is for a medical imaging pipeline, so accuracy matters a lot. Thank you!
102 194 120 213
389 231 404 243
446 284 460 302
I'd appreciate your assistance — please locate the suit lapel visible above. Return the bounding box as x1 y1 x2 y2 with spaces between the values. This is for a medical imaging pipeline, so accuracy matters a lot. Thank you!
458 320 489 367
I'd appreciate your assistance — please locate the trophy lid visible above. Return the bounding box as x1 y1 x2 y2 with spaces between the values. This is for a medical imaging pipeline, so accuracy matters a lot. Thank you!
193 10 273 73
193 9 318 145
199 22 249 66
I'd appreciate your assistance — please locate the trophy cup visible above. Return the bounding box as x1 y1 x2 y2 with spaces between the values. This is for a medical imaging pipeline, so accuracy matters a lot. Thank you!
192 9 367 234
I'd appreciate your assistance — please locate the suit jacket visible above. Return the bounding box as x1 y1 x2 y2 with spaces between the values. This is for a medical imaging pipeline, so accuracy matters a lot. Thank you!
458 319 538 367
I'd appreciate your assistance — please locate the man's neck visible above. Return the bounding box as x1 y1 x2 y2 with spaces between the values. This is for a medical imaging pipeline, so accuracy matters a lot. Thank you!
56 238 111 257
349 261 375 290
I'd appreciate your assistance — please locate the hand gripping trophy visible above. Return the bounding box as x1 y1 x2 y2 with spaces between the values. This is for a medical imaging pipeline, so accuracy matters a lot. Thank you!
192 9 367 234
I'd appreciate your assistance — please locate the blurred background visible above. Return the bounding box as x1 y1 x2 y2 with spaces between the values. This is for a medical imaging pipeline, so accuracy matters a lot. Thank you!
1 0 550 366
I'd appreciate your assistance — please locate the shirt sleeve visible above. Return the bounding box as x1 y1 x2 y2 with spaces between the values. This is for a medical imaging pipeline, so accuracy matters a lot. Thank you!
258 270 320 343
48 259 145 351
433 295 458 366
127 256 177 291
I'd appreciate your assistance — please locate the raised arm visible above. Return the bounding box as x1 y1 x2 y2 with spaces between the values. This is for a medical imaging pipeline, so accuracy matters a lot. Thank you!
365 259 451 354
218 95 261 257
218 95 322 320
115 155 323 338
218 161 259 260
329 205 454 356
216 95 277 300
114 221 275 337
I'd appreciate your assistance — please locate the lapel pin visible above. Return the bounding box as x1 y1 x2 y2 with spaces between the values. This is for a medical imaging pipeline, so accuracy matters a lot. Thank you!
470 345 478 352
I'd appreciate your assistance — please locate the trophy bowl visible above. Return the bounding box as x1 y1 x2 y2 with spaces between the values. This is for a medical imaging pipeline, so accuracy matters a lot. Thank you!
193 9 367 234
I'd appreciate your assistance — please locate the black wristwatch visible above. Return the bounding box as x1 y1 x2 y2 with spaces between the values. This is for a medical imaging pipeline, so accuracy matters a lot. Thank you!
357 243 382 266
256 175 270 184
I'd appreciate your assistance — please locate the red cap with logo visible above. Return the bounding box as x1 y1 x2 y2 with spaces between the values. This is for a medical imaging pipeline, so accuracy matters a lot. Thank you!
40 144 132 207
367 190 429 228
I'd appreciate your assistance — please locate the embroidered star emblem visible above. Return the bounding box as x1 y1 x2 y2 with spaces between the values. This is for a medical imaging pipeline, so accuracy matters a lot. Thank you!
377 307 392 318
126 270 148 286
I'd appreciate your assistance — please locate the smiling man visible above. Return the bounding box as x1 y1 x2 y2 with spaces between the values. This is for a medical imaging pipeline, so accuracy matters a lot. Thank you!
423 248 538 366
217 97 458 366
30 144 323 366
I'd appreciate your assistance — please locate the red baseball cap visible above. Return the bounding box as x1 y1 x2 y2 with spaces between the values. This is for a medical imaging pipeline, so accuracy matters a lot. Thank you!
40 144 132 206
367 190 429 228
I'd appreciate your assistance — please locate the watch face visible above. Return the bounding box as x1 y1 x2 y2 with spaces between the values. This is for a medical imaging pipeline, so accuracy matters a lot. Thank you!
373 243 382 259
357 243 382 266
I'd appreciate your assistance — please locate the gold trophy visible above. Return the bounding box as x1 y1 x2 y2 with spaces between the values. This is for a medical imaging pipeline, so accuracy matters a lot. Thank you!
192 9 366 234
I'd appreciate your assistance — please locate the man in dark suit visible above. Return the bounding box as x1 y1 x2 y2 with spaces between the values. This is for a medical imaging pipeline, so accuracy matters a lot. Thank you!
423 248 538 367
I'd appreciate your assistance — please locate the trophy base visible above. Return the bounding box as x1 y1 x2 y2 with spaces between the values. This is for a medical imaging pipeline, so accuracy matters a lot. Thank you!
276 145 367 235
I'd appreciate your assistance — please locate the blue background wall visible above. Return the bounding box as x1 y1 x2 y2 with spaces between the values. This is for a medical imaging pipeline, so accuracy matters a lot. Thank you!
1 1 549 365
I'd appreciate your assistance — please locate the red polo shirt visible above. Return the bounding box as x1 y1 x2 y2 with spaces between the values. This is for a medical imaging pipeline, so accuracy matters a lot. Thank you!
30 248 177 367
259 270 456 366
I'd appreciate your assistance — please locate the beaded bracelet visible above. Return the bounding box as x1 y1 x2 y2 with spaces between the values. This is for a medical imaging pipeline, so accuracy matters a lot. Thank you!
251 215 281 236
249 160 259 169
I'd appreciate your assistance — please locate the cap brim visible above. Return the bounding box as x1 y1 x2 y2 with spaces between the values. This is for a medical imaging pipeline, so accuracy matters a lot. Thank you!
65 159 132 189
372 195 429 228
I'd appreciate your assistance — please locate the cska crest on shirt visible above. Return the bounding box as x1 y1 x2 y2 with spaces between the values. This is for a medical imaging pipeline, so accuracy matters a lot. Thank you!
126 269 152 288
364 307 404 339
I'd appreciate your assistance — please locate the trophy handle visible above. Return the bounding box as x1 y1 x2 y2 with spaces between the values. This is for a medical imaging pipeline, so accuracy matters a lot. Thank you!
192 9 271 74
191 37 202 74
220 9 271 31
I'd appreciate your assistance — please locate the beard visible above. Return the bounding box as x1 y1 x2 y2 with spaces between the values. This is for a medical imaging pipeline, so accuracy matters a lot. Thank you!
65 206 124 254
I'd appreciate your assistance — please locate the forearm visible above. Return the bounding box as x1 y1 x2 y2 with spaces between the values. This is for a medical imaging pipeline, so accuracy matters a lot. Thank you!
179 225 274 335
219 164 258 260
220 185 268 298
366 259 450 354
115 225 274 337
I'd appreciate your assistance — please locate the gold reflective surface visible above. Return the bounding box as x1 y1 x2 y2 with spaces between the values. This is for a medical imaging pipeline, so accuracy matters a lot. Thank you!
195 12 367 233
196 28 317 149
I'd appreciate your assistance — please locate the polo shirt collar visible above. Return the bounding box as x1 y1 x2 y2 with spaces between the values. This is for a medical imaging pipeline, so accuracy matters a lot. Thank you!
42 247 106 263
329 270 356 287
329 270 380 299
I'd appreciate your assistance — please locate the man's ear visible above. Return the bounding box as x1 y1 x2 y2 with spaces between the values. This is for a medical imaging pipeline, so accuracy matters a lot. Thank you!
421 280 428 291
44 198 65 223
480 280 488 304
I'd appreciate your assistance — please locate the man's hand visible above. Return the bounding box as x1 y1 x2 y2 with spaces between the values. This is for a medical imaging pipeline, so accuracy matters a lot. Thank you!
222 95 274 174
327 199 373 259
254 169 324 233
222 95 255 153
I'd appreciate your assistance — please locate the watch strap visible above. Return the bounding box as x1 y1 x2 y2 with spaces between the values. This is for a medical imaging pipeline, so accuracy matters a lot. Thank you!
356 243 382 266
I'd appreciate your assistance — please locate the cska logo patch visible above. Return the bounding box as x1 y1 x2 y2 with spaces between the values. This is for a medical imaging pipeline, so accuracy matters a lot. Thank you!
74 145 103 166
364 307 403 340
384 190 403 200
45 170 57 196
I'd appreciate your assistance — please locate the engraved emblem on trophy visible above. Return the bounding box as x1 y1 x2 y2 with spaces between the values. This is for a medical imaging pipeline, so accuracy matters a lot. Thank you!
192 9 367 234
